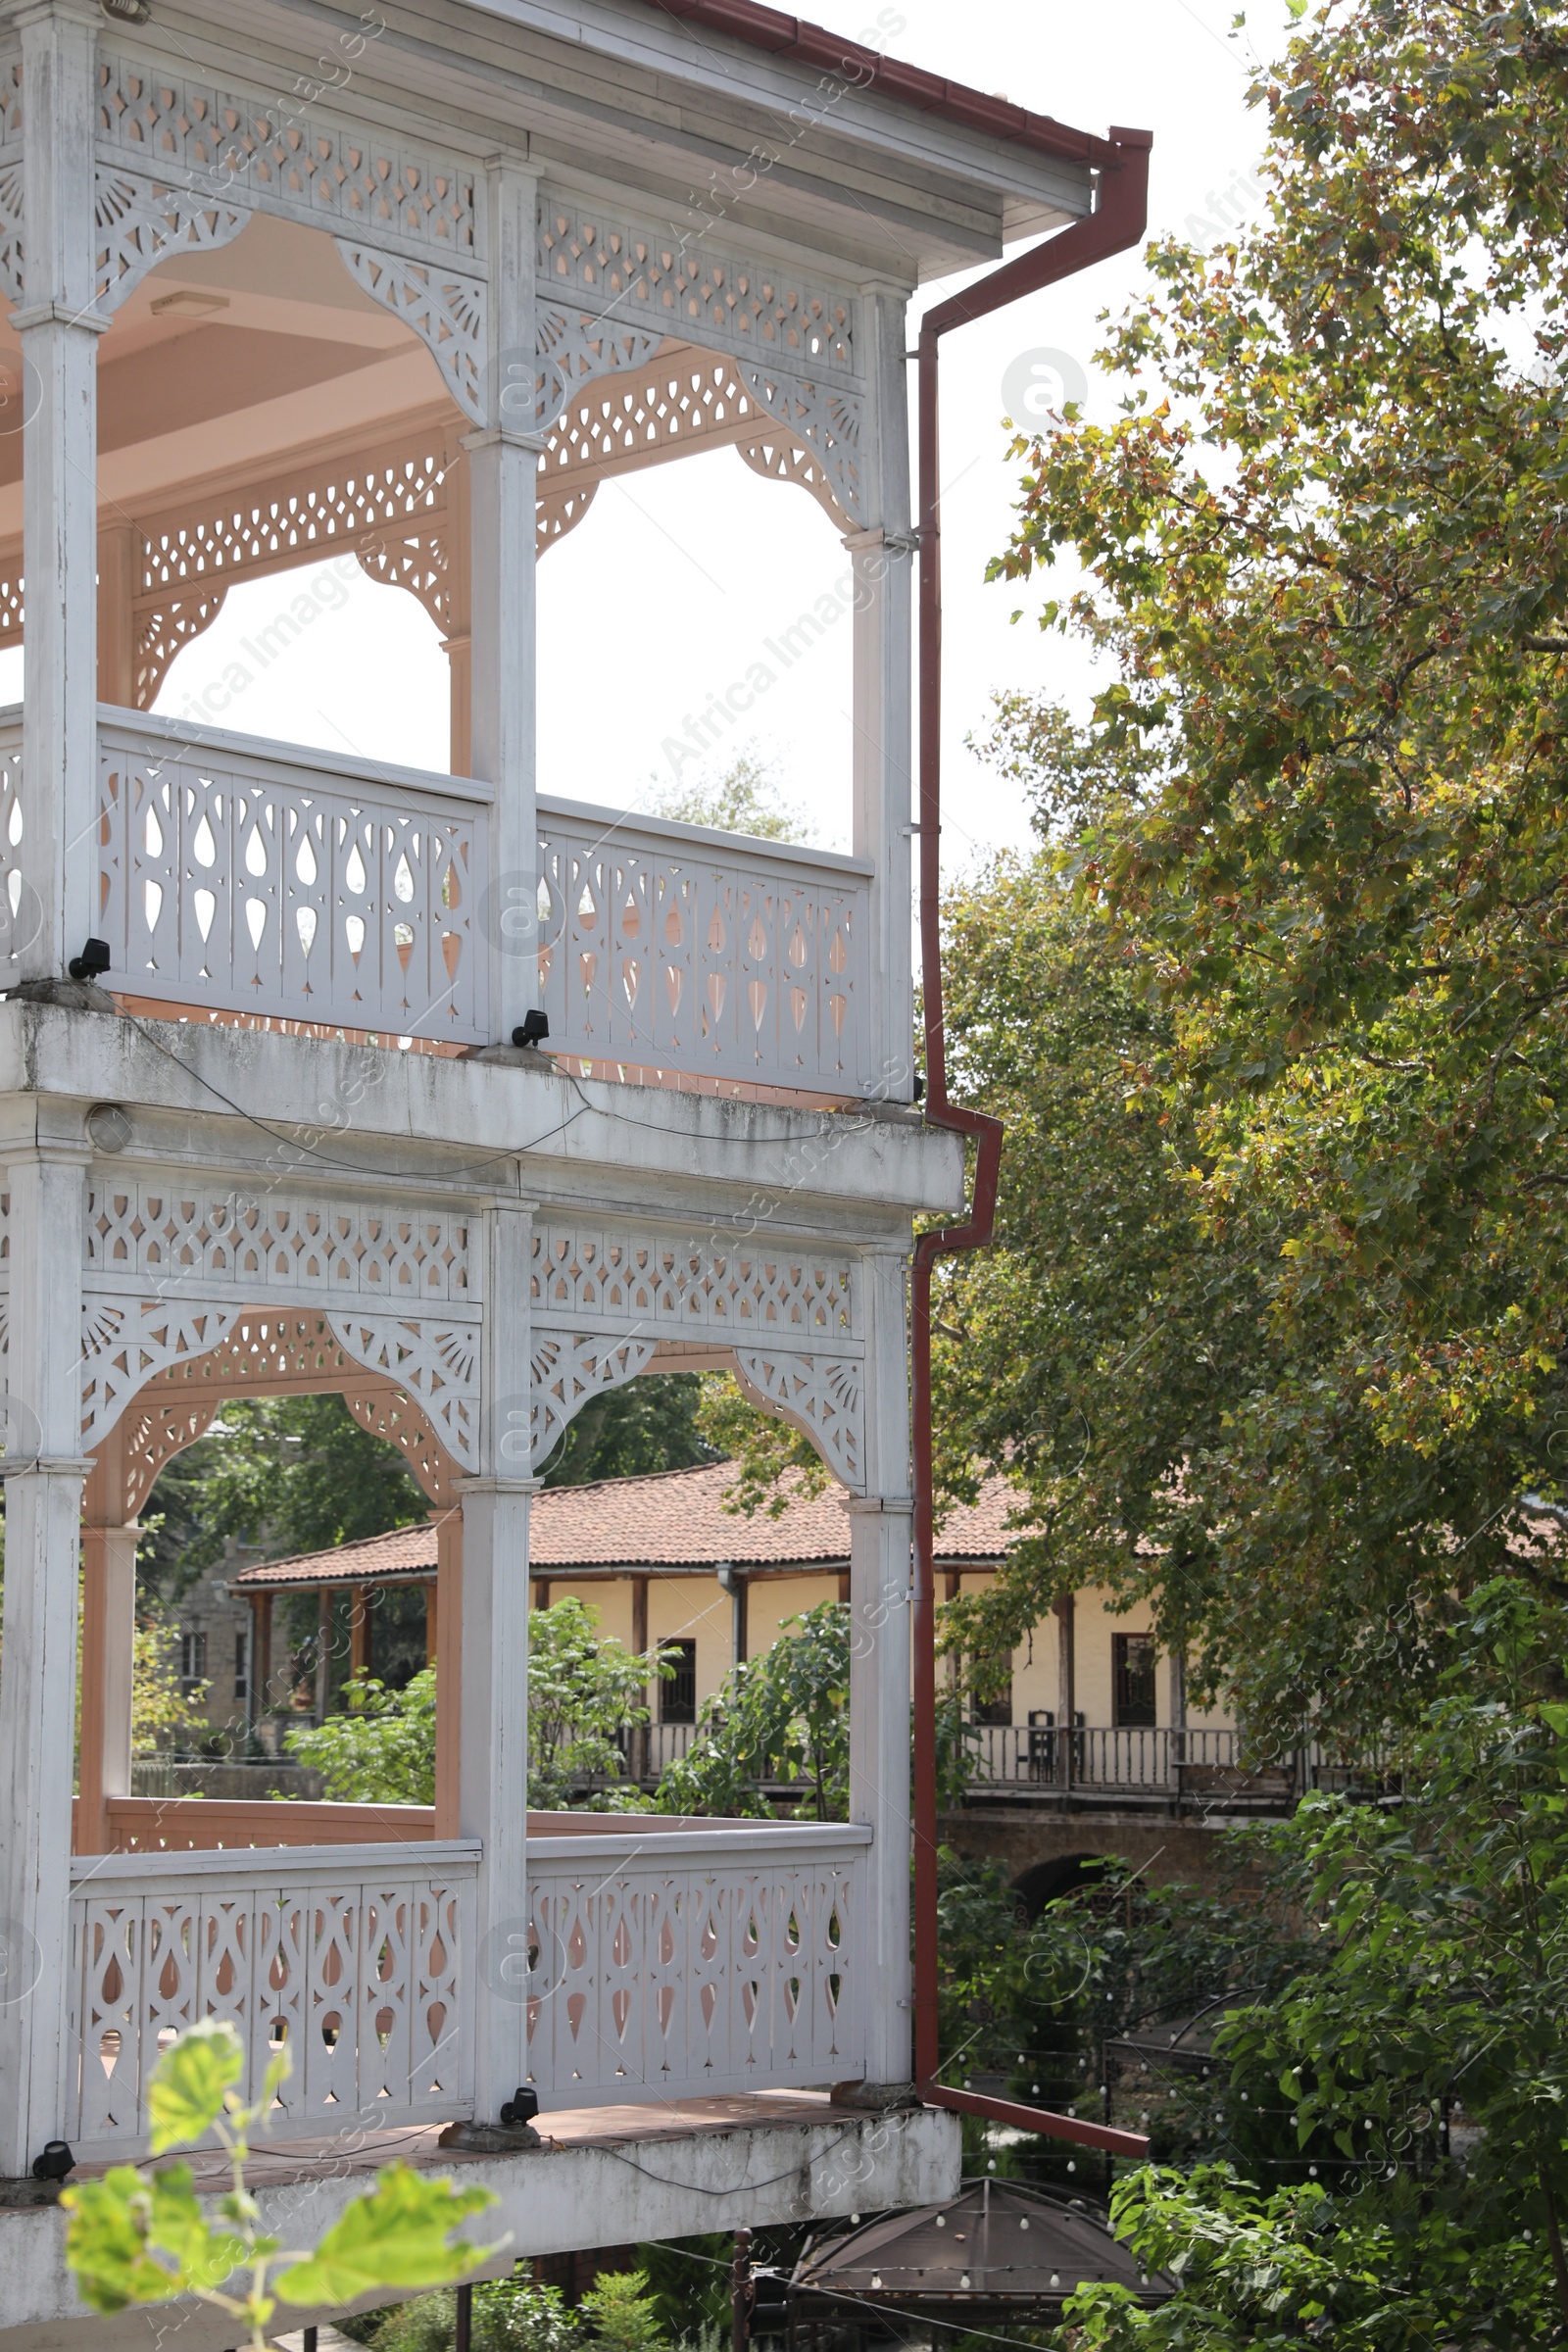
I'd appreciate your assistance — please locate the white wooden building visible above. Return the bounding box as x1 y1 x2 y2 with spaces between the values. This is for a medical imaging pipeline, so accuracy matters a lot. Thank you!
0 0 1146 2334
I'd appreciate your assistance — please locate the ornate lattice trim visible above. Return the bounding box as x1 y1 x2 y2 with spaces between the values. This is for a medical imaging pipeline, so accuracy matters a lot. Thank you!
534 308 664 433
734 1348 863 1491
738 366 864 527
94 169 249 315
532 1223 856 1343
85 1187 475 1303
537 201 856 374
96 51 481 264
327 1312 478 1472
80 1298 242 1454
335 243 485 423
135 589 228 709
0 159 21 311
531 1332 658 1469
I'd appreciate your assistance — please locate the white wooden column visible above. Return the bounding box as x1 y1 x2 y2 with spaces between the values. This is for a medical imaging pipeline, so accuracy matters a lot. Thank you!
0 1141 89 2176
459 1200 534 2114
466 160 543 1044
14 2 106 986
844 1246 913 2089
848 285 915 1100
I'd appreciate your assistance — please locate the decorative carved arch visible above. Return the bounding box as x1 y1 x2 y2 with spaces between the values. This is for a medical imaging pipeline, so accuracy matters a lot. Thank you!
96 1309 463 1521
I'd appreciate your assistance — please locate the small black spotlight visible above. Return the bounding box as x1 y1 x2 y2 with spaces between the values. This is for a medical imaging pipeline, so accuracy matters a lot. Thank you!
499 2085 539 2127
68 938 112 982
31 2140 74 2181
511 1009 550 1050
912 1072 925 1102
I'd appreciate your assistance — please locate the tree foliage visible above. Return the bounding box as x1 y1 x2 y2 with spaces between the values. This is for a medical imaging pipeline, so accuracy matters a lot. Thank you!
62 2021 498 2350
927 0 1568 1749
285 1600 671 1809
655 1601 850 1819
1065 1580 1568 2347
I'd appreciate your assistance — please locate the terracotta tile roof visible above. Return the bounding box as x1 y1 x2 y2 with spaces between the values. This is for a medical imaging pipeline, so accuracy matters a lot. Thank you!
229 1462 1020 1589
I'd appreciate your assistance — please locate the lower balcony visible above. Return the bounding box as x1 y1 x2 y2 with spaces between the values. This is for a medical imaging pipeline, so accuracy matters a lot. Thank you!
67 1808 871 2159
3 707 887 1102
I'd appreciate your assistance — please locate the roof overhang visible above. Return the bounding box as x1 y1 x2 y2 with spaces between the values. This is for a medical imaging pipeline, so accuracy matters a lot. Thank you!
173 0 1109 281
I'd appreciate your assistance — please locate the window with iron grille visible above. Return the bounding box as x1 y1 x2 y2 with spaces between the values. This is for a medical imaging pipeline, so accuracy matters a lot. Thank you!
234 1630 248 1700
661 1639 698 1724
179 1630 208 1692
1113 1632 1158 1728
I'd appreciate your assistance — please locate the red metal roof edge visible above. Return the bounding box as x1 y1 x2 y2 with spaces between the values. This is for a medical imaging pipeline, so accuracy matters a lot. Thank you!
632 0 1130 172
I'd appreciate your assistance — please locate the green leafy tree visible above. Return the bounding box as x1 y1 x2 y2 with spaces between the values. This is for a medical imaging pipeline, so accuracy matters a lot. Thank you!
285 1664 438 1803
963 0 1568 1747
1064 1579 1568 2347
648 752 804 843
354 2269 589 2352
139 1395 428 1602
286 1601 671 1809
578 2271 668 2352
655 1601 849 1819
62 2020 499 2351
539 1373 717 1489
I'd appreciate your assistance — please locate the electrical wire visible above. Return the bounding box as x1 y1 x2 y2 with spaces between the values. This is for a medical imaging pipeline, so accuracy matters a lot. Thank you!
600 2126 860 2196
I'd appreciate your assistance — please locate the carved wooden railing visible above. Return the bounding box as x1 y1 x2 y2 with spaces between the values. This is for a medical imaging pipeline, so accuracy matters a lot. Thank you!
68 1839 480 2154
523 1819 867 2106
65 1818 870 2155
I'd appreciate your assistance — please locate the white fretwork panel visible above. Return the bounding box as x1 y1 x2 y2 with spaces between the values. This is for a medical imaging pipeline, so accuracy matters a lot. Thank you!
328 1313 479 1473
537 353 846 544
531 1224 855 1344
0 718 26 981
98 720 487 1043
137 431 454 617
735 1348 862 1491
531 1332 658 1468
538 201 855 374
738 366 864 527
94 170 249 312
525 1846 859 2104
0 159 21 309
536 813 871 1095
534 309 664 433
68 1854 476 2153
86 1188 473 1301
80 1298 242 1454
335 244 486 423
95 53 480 261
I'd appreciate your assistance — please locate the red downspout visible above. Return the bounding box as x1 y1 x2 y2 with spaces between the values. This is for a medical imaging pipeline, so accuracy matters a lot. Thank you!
911 129 1153 2162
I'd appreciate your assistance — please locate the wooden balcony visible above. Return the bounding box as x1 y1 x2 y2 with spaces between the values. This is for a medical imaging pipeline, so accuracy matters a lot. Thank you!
67 1810 869 2161
7 705 883 1100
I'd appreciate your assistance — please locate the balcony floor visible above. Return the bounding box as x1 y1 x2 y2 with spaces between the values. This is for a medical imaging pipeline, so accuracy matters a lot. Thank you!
69 2088 860 2189
0 2095 959 2352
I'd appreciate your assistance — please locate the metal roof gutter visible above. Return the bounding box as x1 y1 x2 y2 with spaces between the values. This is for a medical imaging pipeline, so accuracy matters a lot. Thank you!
632 0 1124 169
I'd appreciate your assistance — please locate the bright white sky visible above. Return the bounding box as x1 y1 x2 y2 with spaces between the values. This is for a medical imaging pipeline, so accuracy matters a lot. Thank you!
142 0 1295 872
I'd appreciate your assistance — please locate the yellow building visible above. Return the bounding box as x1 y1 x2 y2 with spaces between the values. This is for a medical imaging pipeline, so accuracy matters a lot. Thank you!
230 1461 1250 1808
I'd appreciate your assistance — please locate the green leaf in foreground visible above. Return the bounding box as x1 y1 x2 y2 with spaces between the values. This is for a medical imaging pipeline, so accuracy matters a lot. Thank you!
273 2163 502 2305
146 2017 245 2155
63 2164 251 2313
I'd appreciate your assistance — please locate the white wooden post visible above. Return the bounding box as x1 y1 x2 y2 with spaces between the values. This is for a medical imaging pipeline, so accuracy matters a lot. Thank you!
848 285 915 1100
466 160 543 1045
843 1247 913 2091
459 1201 534 2115
14 1 105 987
0 1141 89 2176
